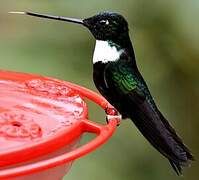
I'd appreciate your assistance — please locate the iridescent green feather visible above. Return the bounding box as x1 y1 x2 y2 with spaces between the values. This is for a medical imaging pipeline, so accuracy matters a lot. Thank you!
111 64 138 94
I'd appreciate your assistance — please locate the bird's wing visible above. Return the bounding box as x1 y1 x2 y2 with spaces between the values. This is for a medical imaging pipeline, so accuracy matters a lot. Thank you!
104 62 193 175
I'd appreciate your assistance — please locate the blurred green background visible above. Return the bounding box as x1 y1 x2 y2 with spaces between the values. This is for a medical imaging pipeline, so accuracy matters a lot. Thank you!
0 0 198 180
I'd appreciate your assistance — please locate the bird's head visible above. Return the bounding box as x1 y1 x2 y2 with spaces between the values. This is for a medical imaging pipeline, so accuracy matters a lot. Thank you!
83 12 129 41
9 11 130 45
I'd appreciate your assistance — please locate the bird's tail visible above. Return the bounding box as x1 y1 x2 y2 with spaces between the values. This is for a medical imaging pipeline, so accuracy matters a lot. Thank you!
158 112 194 175
129 108 194 175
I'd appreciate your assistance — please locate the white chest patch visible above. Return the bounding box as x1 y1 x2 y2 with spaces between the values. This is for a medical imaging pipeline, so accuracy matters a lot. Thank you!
93 40 123 64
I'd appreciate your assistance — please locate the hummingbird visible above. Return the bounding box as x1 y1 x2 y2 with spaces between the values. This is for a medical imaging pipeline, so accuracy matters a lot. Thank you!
9 11 193 175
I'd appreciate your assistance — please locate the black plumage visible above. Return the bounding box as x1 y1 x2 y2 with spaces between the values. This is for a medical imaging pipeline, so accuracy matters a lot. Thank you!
15 10 194 175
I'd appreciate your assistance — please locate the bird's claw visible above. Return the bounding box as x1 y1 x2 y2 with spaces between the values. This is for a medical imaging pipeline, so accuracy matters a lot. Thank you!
105 106 121 126
106 114 122 126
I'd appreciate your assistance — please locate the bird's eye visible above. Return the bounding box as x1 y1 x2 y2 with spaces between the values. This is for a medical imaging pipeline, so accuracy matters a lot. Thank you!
99 19 109 25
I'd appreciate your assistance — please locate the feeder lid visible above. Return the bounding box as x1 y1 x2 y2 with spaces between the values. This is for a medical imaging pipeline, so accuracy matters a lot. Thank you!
0 71 87 167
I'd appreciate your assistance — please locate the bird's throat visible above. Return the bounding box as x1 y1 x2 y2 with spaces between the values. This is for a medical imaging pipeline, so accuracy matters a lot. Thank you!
93 40 124 64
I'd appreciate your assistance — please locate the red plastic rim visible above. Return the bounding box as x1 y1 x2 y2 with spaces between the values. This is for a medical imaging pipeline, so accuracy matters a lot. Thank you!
0 71 120 179
0 71 88 167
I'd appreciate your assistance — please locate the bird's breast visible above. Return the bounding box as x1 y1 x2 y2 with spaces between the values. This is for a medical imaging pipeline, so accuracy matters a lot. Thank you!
93 62 107 88
93 40 123 64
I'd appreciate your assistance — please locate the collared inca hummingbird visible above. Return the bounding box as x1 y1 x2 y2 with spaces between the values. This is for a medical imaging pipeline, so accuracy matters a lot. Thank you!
10 11 193 175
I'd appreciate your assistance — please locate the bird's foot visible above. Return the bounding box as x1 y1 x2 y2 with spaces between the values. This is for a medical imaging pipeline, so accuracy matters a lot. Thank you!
105 106 121 126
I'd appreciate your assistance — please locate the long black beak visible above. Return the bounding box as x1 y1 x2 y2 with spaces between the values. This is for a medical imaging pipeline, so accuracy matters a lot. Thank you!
9 11 84 25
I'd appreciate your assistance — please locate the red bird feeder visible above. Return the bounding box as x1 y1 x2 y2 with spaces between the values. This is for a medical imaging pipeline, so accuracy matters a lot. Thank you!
0 71 120 180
